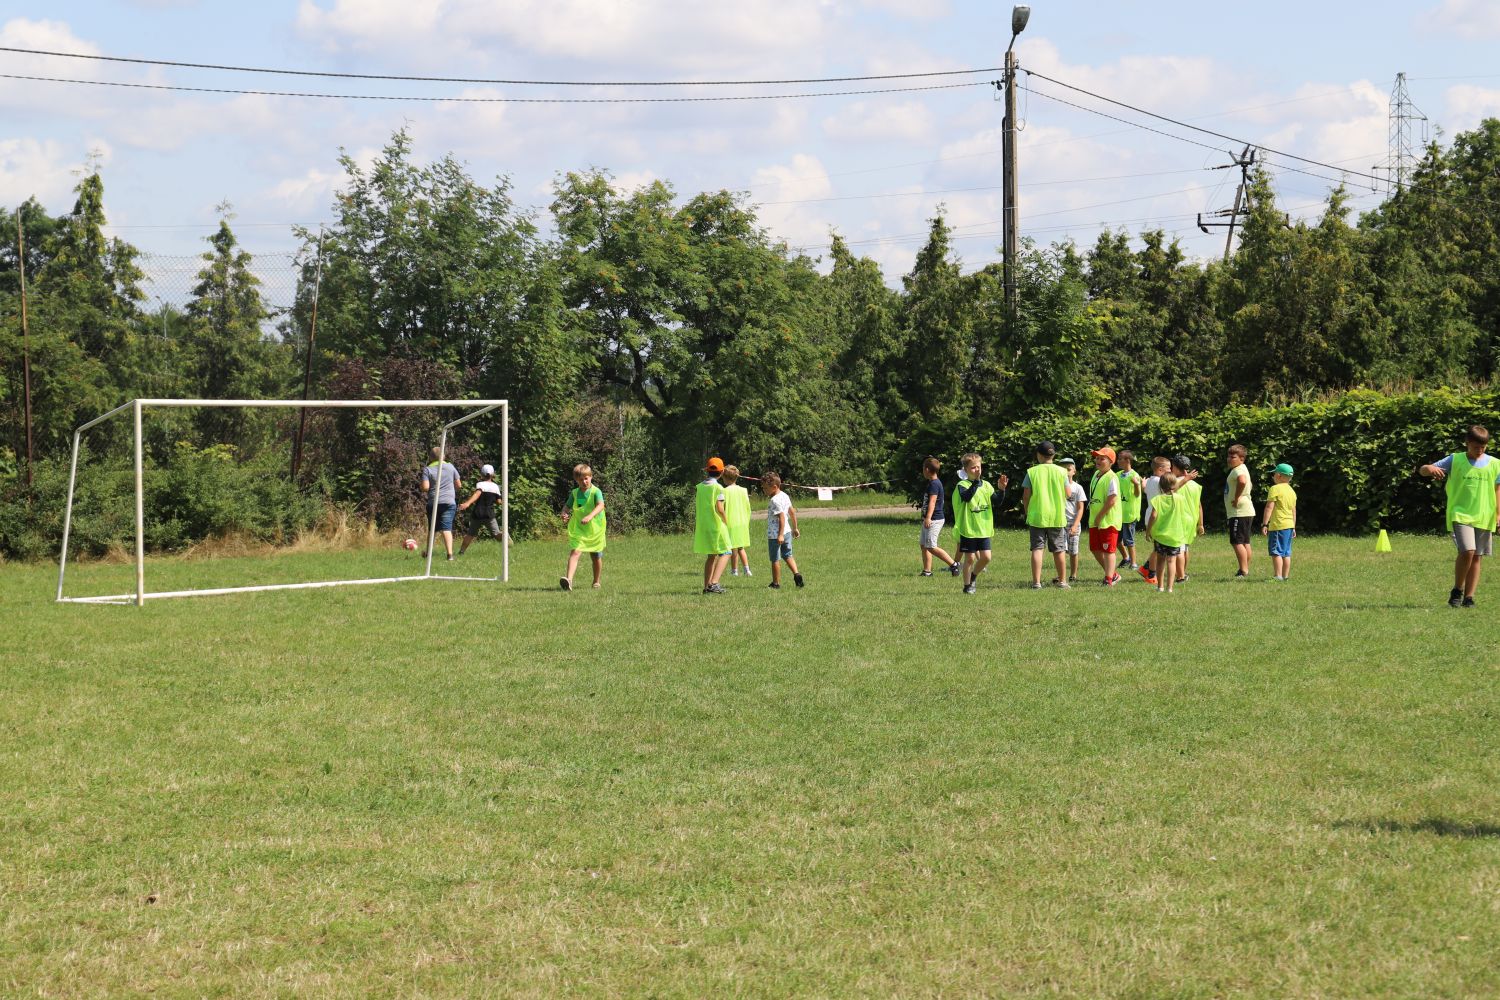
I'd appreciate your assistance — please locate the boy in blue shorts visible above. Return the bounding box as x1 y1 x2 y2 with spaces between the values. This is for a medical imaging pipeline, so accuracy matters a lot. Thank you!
763 472 803 589
1260 462 1297 581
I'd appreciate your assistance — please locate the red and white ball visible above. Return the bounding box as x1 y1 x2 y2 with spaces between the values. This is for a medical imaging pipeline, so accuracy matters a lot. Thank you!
403 538 418 551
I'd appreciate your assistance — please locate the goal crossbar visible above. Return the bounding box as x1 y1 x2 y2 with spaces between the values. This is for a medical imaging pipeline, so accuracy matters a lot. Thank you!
56 398 509 606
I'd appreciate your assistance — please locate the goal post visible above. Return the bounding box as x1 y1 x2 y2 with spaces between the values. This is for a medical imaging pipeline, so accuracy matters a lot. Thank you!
56 398 509 607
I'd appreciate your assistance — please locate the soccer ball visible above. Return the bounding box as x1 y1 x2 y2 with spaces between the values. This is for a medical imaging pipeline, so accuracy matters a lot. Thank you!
403 538 418 551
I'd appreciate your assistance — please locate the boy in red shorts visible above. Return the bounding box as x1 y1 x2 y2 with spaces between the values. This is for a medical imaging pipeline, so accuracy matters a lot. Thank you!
1088 447 1123 586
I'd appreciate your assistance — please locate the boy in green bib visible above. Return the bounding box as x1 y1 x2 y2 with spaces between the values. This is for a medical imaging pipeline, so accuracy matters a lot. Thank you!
1169 454 1205 582
1146 472 1193 593
721 465 753 577
951 452 1007 595
1115 450 1143 570
1021 441 1070 589
1419 425 1500 608
560 463 605 591
695 457 733 595
1087 446 1123 587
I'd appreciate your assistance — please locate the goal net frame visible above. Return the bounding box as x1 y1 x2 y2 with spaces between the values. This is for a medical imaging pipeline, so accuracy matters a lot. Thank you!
55 398 509 606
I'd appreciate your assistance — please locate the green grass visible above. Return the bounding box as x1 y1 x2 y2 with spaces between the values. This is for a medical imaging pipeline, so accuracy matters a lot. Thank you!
4 517 1499 997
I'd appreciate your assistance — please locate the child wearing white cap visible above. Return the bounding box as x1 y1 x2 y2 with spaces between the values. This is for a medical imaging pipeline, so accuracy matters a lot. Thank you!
457 463 503 556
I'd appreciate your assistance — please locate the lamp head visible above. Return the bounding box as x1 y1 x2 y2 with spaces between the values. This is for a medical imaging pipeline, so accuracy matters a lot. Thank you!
1011 5 1031 36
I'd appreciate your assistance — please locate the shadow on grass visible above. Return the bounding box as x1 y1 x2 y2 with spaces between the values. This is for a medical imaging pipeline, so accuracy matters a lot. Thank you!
1334 818 1500 839
843 514 914 525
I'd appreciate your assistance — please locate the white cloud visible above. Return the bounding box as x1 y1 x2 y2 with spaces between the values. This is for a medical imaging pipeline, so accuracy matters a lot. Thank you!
1017 37 1244 116
267 166 343 210
296 0 832 72
822 100 935 143
0 17 101 62
749 153 836 252
611 169 661 193
1445 84 1500 132
854 0 952 19
1429 0 1500 38
0 18 112 115
0 138 88 209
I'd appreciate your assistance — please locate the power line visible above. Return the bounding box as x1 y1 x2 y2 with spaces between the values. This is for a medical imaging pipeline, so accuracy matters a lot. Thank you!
755 166 1212 206
0 45 1003 87
1022 84 1378 191
0 72 990 104
1020 68 1386 185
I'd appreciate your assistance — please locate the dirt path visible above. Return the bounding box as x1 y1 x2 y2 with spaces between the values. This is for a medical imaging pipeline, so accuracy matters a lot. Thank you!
752 505 912 520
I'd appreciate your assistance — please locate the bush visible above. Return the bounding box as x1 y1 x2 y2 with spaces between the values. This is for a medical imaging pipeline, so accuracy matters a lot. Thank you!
894 388 1500 534
597 414 691 535
0 442 328 560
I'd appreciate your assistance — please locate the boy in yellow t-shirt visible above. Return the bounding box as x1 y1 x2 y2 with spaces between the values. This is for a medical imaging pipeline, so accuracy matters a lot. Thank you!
721 465 753 578
1260 462 1297 581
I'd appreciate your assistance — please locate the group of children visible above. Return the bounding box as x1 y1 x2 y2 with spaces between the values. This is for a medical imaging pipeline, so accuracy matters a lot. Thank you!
919 443 1300 593
694 458 803 594
550 456 807 594
451 424 1500 609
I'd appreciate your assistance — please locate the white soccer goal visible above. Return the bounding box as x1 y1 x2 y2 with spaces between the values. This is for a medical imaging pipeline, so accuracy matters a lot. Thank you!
56 398 509 606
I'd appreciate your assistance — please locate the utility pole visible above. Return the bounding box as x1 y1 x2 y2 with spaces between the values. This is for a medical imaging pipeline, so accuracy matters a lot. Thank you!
1001 6 1030 315
17 206 35 488
1197 145 1256 260
290 226 324 482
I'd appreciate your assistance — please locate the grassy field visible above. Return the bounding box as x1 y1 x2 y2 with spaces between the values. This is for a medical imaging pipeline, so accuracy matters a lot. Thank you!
4 515 1499 997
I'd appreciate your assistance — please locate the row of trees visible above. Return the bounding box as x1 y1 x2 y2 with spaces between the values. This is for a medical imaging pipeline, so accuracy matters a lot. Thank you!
3 120 1499 552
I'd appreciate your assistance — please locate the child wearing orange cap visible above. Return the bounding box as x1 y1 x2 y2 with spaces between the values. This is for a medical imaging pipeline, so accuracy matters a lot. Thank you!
1088 446 1123 586
695 457 732 594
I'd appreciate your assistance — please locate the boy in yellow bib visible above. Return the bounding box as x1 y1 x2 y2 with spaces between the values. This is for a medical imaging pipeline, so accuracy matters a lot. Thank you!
951 452 1008 595
560 463 605 591
721 465 753 577
1419 425 1500 608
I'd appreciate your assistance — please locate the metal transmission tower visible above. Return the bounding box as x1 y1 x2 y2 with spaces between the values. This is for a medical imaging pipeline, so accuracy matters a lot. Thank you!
1386 72 1428 192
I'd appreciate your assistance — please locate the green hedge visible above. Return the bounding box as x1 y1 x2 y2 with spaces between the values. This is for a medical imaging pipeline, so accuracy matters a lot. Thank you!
0 443 327 561
895 389 1500 534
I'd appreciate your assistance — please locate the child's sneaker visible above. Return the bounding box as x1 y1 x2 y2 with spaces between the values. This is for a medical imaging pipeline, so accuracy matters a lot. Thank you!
948 562 962 576
730 568 739 577
1463 596 1476 608
1030 582 1044 590
919 570 933 577
705 583 727 595
1449 588 1464 608
1104 574 1121 587
592 582 601 589
1056 580 1071 589
1234 569 1247 578
1137 565 1155 583
963 582 977 595
768 582 780 589
794 573 805 588
744 567 752 577
559 577 571 591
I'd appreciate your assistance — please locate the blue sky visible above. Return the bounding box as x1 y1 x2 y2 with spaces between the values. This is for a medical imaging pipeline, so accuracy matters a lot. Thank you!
3 0 1499 300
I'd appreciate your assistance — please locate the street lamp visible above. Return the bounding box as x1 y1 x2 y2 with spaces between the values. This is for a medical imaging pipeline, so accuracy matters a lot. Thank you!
1002 6 1030 313
1010 5 1030 49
